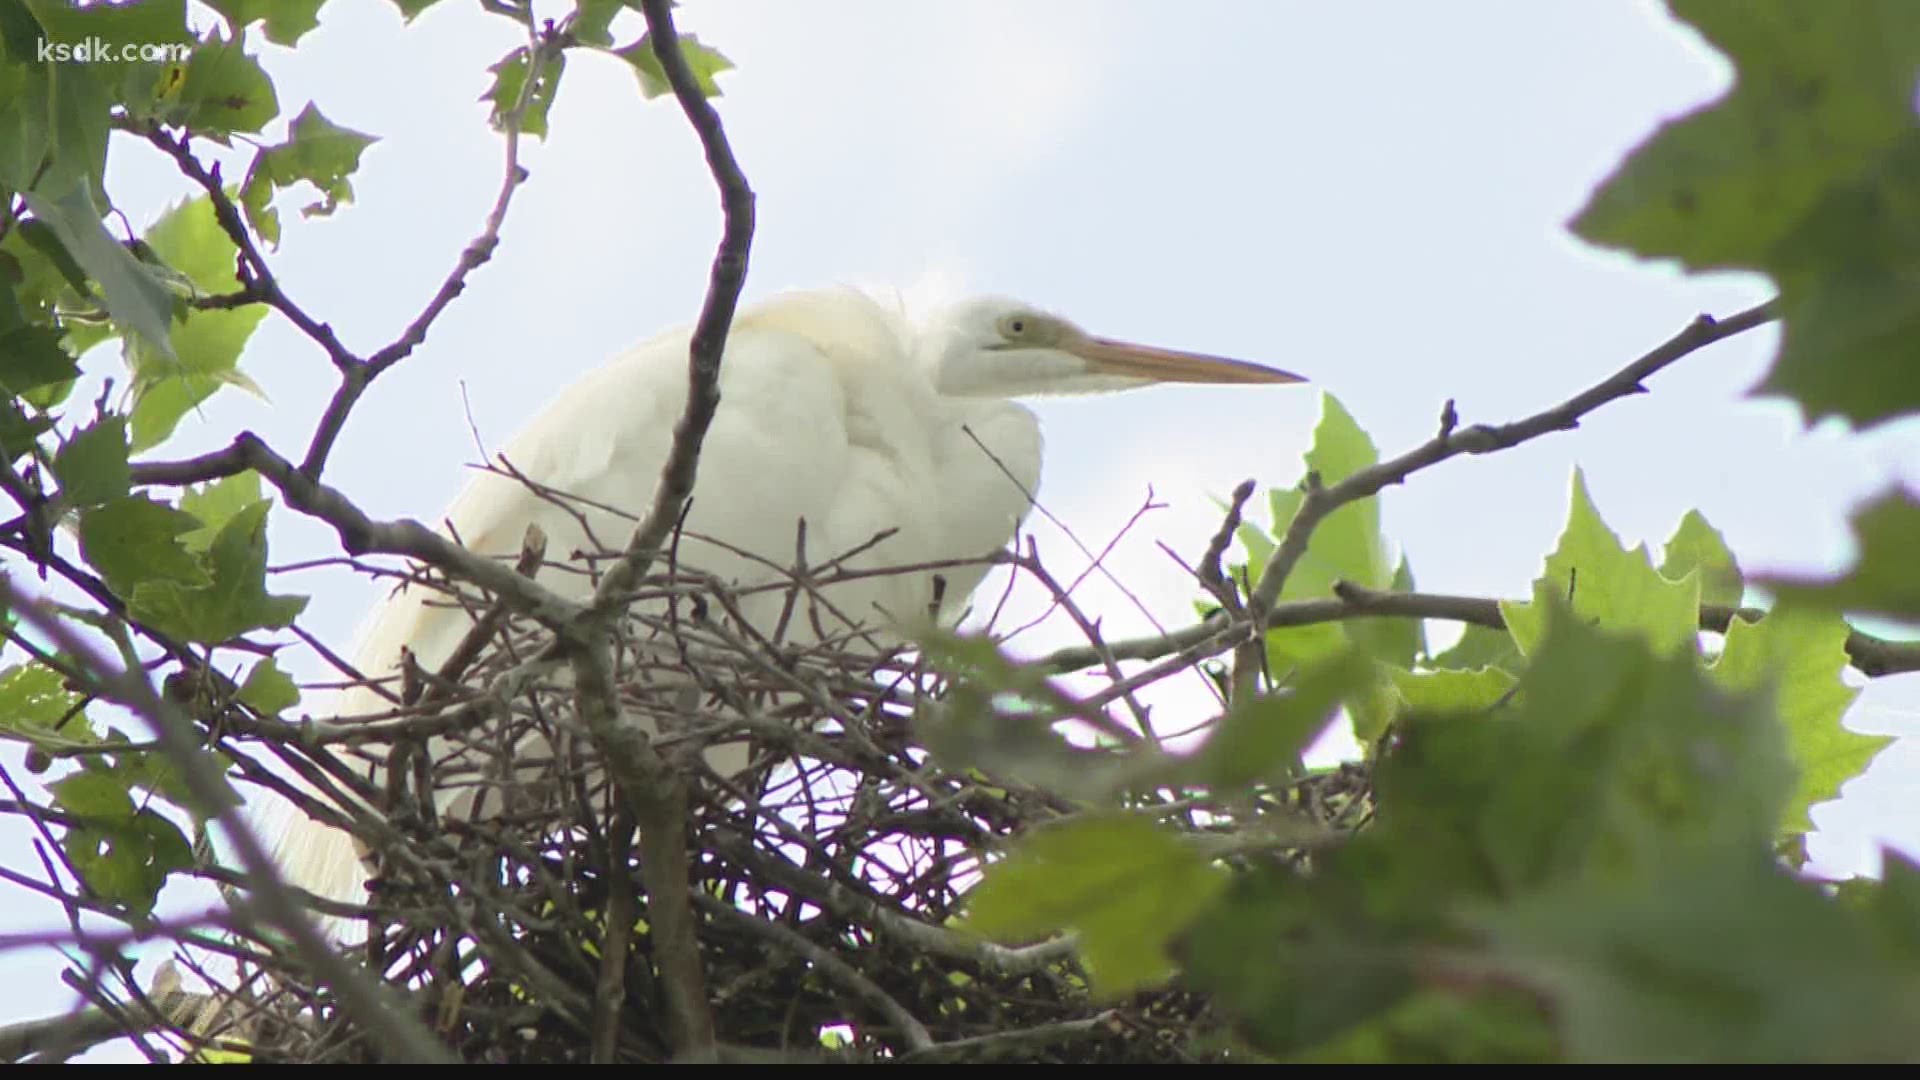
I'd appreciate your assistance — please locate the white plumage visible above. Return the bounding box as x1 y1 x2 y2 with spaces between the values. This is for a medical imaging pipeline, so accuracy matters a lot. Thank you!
268 287 1302 910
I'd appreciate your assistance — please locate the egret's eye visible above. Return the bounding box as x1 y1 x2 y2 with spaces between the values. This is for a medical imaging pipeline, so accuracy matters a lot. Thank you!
998 313 1038 340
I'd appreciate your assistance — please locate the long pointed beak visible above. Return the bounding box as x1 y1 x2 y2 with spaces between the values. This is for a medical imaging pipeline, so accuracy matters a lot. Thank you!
1073 335 1306 385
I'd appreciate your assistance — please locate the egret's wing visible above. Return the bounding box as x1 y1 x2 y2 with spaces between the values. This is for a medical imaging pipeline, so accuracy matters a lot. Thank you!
338 354 683 715
274 290 973 912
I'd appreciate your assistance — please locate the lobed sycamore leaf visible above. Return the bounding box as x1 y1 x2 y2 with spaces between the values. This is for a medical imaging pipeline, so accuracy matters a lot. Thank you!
1501 469 1699 659
1572 1 1920 427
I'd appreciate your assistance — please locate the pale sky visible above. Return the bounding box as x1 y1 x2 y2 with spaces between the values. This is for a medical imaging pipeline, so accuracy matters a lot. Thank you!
5 0 1917 1052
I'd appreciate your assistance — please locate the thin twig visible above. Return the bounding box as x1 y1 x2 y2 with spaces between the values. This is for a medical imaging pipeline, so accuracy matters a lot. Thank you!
0 585 454 1063
299 14 552 479
709 832 1078 978
1197 479 1256 612
693 893 935 1053
130 433 585 629
590 815 638 1064
1040 578 1920 679
894 1010 1120 1064
1041 302 1792 674
131 121 355 367
1249 300 1780 612
593 3 756 610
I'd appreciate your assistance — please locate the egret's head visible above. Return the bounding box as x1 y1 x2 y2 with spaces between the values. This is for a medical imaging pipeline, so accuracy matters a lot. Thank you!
924 297 1306 398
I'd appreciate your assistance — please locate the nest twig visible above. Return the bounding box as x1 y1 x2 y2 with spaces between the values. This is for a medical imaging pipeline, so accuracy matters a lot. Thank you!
24 519 1372 1064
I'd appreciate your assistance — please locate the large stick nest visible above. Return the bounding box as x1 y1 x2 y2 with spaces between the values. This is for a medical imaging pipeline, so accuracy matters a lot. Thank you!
137 539 1373 1063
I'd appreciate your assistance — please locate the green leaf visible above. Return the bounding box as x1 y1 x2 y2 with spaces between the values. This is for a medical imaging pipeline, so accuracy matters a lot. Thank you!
0 58 58 195
1571 2 1920 271
238 656 299 714
1295 990 1556 1064
21 184 176 360
1387 664 1516 720
52 767 135 822
51 413 130 508
130 499 306 644
1186 607 1800 1061
13 215 91 299
1188 649 1373 788
1570 1 1920 427
0 7 118 195
0 660 95 748
0 278 24 334
0 15 53 189
1392 603 1793 893
0 0 38 55
914 632 1149 801
54 761 200 910
1427 622 1524 674
126 195 268 450
238 102 378 247
1472 848 1920 1062
7 215 113 368
917 631 1077 710
387 0 441 20
0 236 93 388
611 32 733 100
128 365 265 452
178 470 263 553
203 0 326 47
482 45 564 138
1766 200 1920 428
25 0 187 51
1710 607 1882 838
150 28 278 138
140 195 245 293
0 396 52 458
115 745 239 819
1765 489 1920 621
63 805 193 916
1179 861 1431 1057
569 0 626 47
78 495 209 600
0 323 80 393
1858 852 1920 964
1500 470 1701 659
1255 396 1402 673
1659 509 1743 608
966 814 1228 996
1350 554 1425 674
1343 558 1423 741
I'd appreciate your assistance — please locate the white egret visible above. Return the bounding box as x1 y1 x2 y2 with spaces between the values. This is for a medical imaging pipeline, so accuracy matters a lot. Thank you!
270 286 1304 908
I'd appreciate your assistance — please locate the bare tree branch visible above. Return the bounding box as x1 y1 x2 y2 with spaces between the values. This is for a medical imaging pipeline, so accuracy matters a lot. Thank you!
130 433 585 629
594 2 758 610
1249 300 1780 612
1039 577 1920 678
1039 301 1807 675
547 0 761 1061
